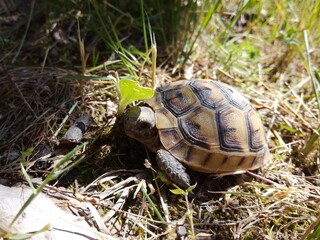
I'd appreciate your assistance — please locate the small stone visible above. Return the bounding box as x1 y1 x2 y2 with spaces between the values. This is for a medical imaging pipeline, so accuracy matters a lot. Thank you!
177 225 187 237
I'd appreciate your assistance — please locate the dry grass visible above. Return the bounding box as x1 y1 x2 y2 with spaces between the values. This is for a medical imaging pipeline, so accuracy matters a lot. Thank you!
0 1 319 240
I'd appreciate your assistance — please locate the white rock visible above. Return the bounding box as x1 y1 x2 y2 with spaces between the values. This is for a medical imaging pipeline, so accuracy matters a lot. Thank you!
0 184 106 240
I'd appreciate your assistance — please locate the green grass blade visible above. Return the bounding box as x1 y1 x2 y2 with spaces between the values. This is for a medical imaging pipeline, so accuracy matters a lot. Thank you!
10 143 87 226
141 186 164 222
300 30 320 156
140 0 148 51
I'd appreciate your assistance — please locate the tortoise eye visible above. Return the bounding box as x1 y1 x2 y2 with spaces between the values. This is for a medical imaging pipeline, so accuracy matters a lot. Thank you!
139 122 150 130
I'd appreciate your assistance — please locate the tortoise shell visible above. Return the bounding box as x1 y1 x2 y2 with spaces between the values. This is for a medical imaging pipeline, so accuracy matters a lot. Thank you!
144 80 269 174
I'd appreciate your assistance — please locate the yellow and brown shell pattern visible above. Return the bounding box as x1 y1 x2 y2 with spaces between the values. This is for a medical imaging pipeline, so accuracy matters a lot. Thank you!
145 80 269 174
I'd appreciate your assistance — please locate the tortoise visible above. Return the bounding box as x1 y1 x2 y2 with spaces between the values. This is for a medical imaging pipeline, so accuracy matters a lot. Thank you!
123 79 269 188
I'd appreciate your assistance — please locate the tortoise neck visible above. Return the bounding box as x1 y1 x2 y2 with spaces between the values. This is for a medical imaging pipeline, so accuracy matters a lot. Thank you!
143 133 161 153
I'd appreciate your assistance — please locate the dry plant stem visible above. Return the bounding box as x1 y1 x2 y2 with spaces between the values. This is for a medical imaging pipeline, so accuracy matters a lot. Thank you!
53 101 78 138
80 169 140 193
185 193 195 239
9 75 37 117
86 202 109 233
123 209 131 239
217 68 236 81
245 171 285 188
151 169 171 223
41 42 58 71
145 149 169 223
158 187 170 223
273 129 289 151
106 206 167 226
9 108 51 145
289 84 317 119
77 18 87 75
126 214 157 238
103 187 129 222
281 96 313 129
98 176 138 200
150 31 157 89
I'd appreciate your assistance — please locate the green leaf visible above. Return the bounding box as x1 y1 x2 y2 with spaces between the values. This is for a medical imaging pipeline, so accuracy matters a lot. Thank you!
118 79 154 113
170 188 186 195
170 183 197 195
186 183 197 193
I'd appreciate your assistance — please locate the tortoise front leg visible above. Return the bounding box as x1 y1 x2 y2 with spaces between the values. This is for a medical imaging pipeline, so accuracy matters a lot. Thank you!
156 149 191 189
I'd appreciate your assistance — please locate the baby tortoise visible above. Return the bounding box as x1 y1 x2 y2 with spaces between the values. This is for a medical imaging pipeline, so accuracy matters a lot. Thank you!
124 80 269 188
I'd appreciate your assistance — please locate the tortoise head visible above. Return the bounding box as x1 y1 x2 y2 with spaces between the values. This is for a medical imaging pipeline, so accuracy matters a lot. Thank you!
123 106 159 151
